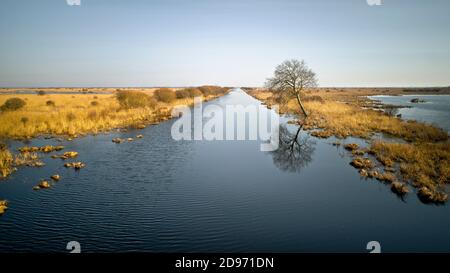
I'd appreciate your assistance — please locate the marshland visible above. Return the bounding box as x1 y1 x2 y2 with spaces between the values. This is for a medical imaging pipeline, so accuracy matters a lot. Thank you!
249 86 449 204
1 86 449 252
0 86 229 139
0 86 228 178
1 0 450 253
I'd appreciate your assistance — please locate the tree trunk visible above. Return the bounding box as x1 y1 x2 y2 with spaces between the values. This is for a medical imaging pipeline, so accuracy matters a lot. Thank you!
296 93 308 117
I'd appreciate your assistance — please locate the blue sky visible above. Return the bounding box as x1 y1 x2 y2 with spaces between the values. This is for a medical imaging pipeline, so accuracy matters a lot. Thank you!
0 0 449 87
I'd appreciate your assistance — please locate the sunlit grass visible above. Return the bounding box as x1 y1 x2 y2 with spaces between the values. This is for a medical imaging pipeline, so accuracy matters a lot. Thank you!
0 147 14 178
370 141 449 202
0 93 214 139
252 90 448 142
370 141 449 185
303 100 448 142
0 89 228 179
249 89 449 202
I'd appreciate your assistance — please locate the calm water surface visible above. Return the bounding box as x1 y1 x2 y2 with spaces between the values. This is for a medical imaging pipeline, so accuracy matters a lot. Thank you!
369 95 450 132
1 89 449 252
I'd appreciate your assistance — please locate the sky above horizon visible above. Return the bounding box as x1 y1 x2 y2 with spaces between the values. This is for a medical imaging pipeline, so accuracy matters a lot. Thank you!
0 0 449 87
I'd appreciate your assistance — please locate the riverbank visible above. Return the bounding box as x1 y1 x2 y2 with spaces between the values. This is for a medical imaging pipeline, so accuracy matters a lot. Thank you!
0 86 230 180
248 88 449 203
0 87 228 139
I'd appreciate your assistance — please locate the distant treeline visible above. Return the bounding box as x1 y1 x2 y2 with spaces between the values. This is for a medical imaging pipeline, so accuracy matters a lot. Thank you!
172 86 229 100
116 86 230 108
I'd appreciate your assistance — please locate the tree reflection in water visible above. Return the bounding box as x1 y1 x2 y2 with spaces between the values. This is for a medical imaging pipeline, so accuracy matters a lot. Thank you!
270 124 316 173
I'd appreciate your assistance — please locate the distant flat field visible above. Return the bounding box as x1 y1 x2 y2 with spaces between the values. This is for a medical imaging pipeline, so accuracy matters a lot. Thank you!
251 87 450 96
0 87 184 95
1 87 449 95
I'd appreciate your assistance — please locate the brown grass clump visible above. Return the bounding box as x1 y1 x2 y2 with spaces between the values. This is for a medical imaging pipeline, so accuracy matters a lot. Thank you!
0 144 14 178
391 182 409 195
174 86 230 99
175 88 202 99
378 171 396 183
370 141 449 186
185 88 203 98
64 161 86 170
0 199 8 215
310 130 333 138
175 89 191 99
19 145 64 153
198 86 229 96
344 143 359 151
418 186 448 203
1 97 26 111
370 141 449 202
153 88 176 103
116 90 156 109
14 152 44 167
352 148 367 156
350 157 374 169
303 95 325 103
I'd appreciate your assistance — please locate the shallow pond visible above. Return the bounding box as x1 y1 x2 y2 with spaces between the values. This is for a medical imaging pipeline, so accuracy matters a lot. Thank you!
369 95 450 132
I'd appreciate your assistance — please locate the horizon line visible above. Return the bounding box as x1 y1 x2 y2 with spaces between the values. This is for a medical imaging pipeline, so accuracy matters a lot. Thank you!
1 85 449 89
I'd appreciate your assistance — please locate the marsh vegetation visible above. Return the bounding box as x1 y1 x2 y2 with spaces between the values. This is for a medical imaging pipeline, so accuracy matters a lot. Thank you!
0 86 229 183
250 80 449 204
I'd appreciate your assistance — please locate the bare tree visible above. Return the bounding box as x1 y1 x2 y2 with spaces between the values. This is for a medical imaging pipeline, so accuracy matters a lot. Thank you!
265 59 318 117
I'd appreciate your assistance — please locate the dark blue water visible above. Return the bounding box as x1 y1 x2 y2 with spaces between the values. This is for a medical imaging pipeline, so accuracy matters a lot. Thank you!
369 95 450 132
1 89 449 253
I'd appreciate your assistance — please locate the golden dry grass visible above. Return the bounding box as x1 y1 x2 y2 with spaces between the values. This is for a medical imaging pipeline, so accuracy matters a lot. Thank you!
370 141 450 187
0 93 218 139
0 148 14 178
369 141 449 202
303 101 447 142
249 89 449 202
252 90 448 142
253 87 450 101
0 89 227 179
